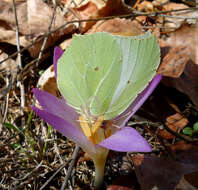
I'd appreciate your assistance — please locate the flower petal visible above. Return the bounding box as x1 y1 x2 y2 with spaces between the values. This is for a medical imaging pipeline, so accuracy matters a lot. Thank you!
99 127 152 152
33 89 101 157
33 88 78 126
53 47 64 79
113 74 162 127
32 106 92 149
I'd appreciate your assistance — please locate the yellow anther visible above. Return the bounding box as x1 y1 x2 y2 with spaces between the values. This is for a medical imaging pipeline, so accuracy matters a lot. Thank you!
91 115 104 134
79 115 92 138
79 115 112 144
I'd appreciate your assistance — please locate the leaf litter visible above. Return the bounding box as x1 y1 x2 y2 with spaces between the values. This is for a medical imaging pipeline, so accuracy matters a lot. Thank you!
0 0 198 189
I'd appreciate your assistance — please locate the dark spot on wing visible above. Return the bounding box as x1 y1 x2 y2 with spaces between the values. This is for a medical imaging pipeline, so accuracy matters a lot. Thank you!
94 66 99 71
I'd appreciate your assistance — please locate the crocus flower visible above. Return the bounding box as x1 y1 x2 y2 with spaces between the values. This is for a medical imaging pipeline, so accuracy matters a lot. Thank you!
32 47 162 189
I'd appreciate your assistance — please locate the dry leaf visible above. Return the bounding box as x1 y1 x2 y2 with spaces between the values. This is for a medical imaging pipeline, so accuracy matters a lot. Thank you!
87 18 143 36
158 3 197 32
137 1 154 12
37 65 59 98
0 0 76 58
132 144 198 190
158 113 188 139
158 45 190 78
65 0 133 32
0 51 18 78
174 176 197 190
65 1 99 32
159 22 198 108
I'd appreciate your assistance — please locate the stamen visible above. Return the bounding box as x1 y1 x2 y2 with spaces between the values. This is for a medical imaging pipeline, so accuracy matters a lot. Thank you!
91 116 104 134
79 115 113 144
79 115 92 138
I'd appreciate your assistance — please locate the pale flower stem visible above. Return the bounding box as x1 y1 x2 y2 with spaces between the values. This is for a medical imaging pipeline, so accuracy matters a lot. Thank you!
93 155 107 190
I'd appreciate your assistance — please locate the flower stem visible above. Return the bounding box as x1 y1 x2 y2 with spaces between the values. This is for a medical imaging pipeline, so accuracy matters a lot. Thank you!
93 156 106 190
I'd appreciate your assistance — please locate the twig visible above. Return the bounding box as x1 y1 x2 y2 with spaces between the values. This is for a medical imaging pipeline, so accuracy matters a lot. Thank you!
39 162 68 190
36 3 57 67
132 114 193 142
0 78 13 99
60 145 80 190
12 0 25 111
54 138 67 175
2 77 9 123
11 161 43 181
162 121 193 142
0 7 197 65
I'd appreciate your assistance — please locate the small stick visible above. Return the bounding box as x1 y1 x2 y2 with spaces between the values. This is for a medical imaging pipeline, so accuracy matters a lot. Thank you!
2 78 9 123
39 162 68 190
36 3 57 67
12 0 25 112
60 145 80 190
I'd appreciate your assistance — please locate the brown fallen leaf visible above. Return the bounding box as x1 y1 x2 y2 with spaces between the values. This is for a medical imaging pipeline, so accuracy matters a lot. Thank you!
184 171 198 189
160 3 192 32
87 18 143 36
174 176 197 190
159 22 198 108
158 45 190 78
65 1 99 32
0 51 17 98
132 143 198 190
37 65 59 98
98 0 132 17
137 0 154 12
0 0 76 58
65 0 133 33
132 154 184 190
0 51 18 77
158 113 188 139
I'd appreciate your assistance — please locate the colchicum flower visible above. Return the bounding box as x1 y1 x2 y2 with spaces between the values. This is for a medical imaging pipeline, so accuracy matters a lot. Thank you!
32 33 162 189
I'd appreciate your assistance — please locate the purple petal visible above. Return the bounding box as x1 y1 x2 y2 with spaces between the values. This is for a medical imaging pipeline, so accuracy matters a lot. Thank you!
99 127 152 152
33 88 78 126
53 47 64 79
32 106 91 148
113 74 162 127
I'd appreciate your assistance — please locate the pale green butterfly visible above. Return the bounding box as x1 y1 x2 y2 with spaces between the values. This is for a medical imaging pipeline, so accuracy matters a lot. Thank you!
57 32 160 121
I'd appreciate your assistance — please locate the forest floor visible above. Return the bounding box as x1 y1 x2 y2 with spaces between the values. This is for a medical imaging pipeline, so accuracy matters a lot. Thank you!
0 0 198 189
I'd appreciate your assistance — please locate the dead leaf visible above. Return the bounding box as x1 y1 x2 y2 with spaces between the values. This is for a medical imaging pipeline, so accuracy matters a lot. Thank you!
159 22 198 108
65 1 99 32
132 144 198 190
0 51 18 78
132 154 184 190
0 0 76 58
37 64 59 98
87 18 143 36
174 176 197 190
65 0 133 33
158 113 188 139
155 3 197 32
98 0 132 17
158 46 190 78
137 1 154 12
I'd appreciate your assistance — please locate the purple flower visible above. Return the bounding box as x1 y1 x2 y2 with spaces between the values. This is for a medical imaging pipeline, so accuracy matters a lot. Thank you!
32 47 162 189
